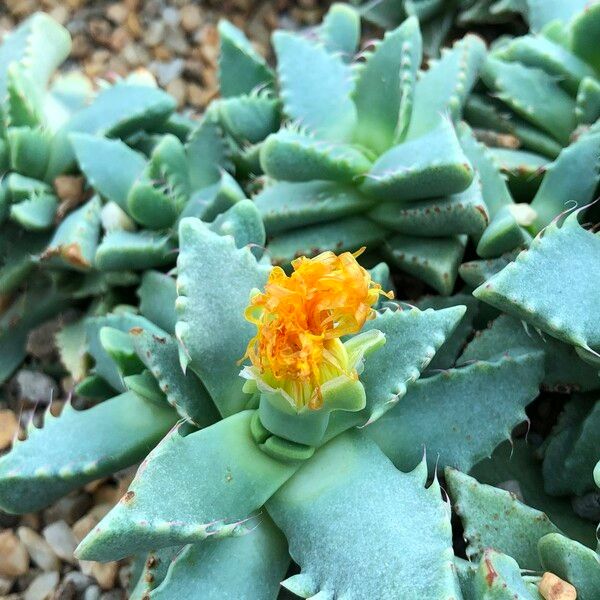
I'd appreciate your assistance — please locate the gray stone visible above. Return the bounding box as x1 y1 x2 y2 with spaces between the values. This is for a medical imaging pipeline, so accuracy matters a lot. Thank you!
17 527 60 572
0 575 14 595
150 58 185 86
162 6 180 27
23 571 59 600
42 522 77 565
99 590 124 600
63 571 93 592
143 21 164 47
83 585 102 600
10 370 59 408
572 491 600 521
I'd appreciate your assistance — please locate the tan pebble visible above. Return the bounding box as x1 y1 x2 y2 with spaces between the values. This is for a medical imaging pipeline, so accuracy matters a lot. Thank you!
153 45 173 61
126 12 142 38
17 528 60 572
72 504 112 543
48 5 70 25
6 0 35 18
110 27 130 52
54 175 84 205
20 513 41 531
106 3 129 24
187 83 216 109
121 42 149 67
0 531 29 578
71 33 92 60
93 484 119 506
0 575 13 595
539 572 577 600
0 410 18 450
84 479 108 494
166 78 187 107
91 561 118 590
180 5 202 33
88 18 113 46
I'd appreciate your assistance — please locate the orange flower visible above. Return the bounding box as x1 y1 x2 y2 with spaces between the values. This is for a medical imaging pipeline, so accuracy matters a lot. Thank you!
243 248 393 409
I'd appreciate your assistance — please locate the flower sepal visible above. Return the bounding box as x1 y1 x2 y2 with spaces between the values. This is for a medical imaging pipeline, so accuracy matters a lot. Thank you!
247 329 385 446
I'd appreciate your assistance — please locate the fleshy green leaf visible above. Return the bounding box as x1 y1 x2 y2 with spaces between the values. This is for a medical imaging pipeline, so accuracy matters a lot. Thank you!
458 122 514 219
208 199 266 251
529 132 600 233
217 20 274 98
362 117 474 202
254 180 374 236
10 193 57 230
493 34 594 95
185 115 233 191
267 216 387 267
471 440 598 548
137 271 177 334
47 84 176 179
0 12 70 98
0 392 178 514
260 128 371 183
368 353 543 473
369 176 489 237
459 314 600 392
267 433 460 600
218 93 280 145
570 3 600 73
358 304 466 423
542 394 600 496
176 218 269 417
473 549 539 600
384 233 467 295
71 133 146 211
446 468 561 570
42 195 102 271
538 533 600 600
352 16 422 152
575 76 600 125
273 30 357 143
150 516 289 600
481 57 576 144
476 205 532 259
459 251 519 288
0 282 68 383
95 230 176 272
7 126 51 181
316 3 361 59
415 293 479 369
474 213 600 354
76 411 300 561
407 34 486 139
85 312 163 392
56 318 88 383
132 328 220 428
526 0 588 32
129 546 182 600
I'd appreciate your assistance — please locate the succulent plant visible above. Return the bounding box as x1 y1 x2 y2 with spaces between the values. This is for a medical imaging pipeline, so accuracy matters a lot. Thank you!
213 6 491 296
0 4 599 600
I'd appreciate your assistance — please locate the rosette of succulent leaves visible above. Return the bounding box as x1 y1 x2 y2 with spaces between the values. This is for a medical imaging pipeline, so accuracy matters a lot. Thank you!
0 11 260 386
0 4 599 599
0 205 598 599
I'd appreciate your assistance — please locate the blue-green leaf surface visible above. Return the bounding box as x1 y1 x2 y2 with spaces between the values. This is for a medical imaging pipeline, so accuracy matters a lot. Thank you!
268 432 460 600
